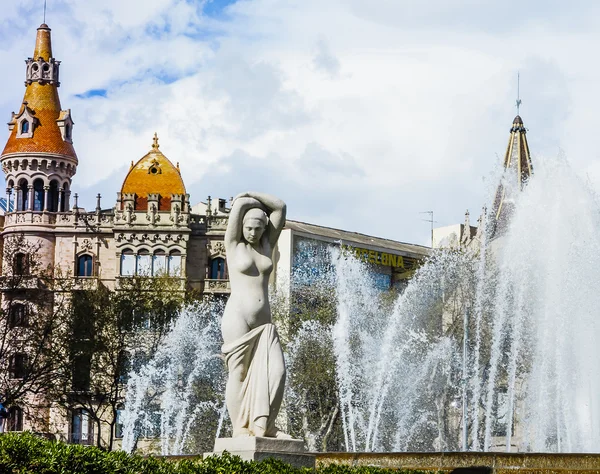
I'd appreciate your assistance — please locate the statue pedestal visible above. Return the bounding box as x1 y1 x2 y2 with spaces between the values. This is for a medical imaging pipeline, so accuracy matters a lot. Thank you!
206 436 315 468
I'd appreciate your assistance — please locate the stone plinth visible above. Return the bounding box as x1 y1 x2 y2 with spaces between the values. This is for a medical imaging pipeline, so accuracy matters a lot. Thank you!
206 436 315 468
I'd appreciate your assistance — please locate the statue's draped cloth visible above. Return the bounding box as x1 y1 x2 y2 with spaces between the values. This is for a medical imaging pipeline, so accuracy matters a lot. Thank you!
222 323 285 434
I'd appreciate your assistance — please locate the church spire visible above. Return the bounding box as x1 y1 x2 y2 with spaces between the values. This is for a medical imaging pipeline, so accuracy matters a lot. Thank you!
490 114 533 236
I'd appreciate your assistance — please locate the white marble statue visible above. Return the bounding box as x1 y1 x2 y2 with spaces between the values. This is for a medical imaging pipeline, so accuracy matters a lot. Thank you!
221 191 289 438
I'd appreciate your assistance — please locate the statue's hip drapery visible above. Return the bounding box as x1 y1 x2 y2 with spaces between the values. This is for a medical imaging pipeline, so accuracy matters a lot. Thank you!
222 323 286 435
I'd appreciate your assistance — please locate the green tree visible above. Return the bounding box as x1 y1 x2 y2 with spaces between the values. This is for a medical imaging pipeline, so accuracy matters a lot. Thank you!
0 234 72 430
55 274 185 450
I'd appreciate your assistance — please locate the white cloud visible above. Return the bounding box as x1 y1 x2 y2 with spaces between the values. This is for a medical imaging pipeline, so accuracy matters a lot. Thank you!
1 0 599 244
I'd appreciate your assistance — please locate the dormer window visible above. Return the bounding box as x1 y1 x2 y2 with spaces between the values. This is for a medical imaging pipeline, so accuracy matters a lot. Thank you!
57 109 74 143
13 104 36 139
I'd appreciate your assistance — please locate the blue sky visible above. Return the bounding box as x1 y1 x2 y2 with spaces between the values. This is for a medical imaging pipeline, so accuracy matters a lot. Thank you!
1 0 599 245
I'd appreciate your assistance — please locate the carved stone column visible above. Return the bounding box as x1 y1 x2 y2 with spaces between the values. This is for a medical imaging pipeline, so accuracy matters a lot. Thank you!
43 185 49 212
57 187 63 212
27 185 34 211
5 188 12 213
14 186 21 211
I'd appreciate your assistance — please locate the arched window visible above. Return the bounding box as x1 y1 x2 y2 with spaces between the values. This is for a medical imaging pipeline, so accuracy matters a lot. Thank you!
20 121 29 134
33 179 44 211
48 180 59 212
152 250 167 276
120 249 135 276
168 251 182 276
65 123 72 140
60 184 69 212
14 253 28 275
77 255 93 277
71 408 93 445
9 304 28 328
17 179 28 211
209 257 227 280
7 406 23 432
137 250 151 276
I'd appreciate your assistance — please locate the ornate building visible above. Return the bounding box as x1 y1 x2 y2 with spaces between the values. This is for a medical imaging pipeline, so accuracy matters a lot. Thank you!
0 23 430 444
0 24 234 296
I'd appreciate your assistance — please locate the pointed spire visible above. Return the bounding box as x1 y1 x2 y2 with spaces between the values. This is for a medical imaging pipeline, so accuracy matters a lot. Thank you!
490 113 533 237
33 23 52 61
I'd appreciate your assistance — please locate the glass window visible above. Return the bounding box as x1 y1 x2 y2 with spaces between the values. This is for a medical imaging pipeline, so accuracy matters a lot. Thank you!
137 250 151 276
7 407 22 432
152 251 167 276
168 251 182 276
9 304 27 328
71 408 93 445
14 253 28 275
21 121 29 134
115 406 124 439
17 180 28 211
48 181 59 212
72 353 91 392
33 179 44 211
10 353 27 379
60 185 69 212
120 250 135 276
77 255 93 277
210 257 227 279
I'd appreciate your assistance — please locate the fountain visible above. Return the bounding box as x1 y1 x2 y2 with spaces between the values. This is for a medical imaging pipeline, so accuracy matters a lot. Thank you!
121 300 226 455
123 154 600 456
333 154 600 453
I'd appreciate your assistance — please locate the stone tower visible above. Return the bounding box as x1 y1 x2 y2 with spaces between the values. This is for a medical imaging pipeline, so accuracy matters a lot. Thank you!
490 115 533 237
1 24 77 270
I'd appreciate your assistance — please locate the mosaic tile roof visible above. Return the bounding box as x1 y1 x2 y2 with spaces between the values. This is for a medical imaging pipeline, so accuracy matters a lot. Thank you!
120 134 186 211
1 24 77 160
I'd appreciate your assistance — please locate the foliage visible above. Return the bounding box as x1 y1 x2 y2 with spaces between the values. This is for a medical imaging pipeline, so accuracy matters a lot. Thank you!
0 234 73 423
0 432 438 474
54 274 186 450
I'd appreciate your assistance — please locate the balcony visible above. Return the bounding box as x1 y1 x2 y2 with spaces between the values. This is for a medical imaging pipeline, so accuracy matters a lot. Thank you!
0 275 46 291
71 277 102 291
204 279 231 294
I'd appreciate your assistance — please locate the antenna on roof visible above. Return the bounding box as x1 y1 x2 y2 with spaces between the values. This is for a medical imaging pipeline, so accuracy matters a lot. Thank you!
420 211 437 247
43 0 47 24
516 71 522 115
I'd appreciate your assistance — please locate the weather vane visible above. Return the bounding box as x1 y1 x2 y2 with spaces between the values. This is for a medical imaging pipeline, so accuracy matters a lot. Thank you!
516 72 522 115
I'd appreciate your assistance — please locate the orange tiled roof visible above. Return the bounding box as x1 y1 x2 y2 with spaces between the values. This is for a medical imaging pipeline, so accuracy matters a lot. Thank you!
121 135 186 211
1 24 77 160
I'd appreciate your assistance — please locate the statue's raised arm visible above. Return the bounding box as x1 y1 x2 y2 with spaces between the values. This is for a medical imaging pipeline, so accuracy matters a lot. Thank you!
225 192 286 251
221 191 289 439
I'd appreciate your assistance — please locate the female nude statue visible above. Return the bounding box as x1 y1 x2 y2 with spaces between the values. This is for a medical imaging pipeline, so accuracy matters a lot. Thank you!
221 191 289 438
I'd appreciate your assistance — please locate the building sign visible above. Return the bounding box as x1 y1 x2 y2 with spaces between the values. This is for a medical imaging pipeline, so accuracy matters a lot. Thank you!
341 244 405 268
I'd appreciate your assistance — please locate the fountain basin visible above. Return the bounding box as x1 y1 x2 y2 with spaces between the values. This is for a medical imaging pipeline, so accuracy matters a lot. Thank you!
316 452 600 472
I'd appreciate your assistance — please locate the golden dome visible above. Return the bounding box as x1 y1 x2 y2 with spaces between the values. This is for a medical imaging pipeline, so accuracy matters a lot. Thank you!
2 24 77 160
120 134 186 211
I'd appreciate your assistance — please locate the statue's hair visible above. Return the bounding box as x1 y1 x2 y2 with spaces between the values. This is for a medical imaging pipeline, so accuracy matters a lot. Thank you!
243 207 268 226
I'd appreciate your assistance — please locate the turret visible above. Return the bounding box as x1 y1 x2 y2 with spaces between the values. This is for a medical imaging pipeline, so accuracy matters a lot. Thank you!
1 24 77 215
